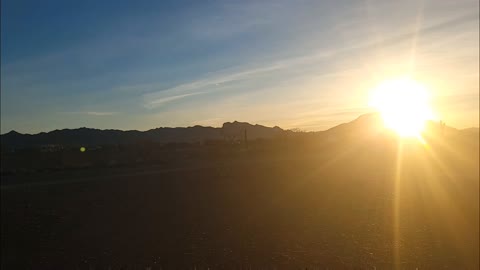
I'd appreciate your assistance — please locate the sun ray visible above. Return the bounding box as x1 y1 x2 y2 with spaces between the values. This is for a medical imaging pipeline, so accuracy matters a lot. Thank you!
392 140 404 270
408 0 425 75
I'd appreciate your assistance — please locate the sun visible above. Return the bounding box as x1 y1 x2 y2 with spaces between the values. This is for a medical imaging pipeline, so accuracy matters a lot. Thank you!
369 77 435 138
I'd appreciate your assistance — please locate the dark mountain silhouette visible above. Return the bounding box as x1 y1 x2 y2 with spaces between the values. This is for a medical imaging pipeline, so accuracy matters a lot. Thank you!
322 112 477 139
1 113 477 149
1 122 290 148
222 121 284 140
321 113 384 141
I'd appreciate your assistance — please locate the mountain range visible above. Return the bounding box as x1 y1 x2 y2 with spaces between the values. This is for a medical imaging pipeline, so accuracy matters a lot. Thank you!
1 113 477 149
1 120 288 148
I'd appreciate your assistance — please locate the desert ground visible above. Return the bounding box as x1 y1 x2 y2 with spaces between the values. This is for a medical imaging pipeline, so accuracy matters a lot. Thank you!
2 136 479 269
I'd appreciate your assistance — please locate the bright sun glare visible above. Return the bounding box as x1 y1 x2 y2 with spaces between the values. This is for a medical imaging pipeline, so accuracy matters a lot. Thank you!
369 78 435 138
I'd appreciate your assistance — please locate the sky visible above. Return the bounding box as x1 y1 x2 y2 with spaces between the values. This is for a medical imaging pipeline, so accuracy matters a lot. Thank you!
1 0 478 134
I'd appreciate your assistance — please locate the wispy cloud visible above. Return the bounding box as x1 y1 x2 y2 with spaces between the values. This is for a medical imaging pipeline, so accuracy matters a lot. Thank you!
139 10 479 110
141 64 286 109
61 111 119 116
144 92 207 109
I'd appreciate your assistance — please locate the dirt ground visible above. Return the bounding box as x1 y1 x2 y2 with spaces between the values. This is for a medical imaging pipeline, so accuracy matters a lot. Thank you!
2 139 478 269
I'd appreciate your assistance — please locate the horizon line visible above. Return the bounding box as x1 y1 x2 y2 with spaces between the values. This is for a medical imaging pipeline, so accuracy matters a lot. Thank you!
1 113 473 136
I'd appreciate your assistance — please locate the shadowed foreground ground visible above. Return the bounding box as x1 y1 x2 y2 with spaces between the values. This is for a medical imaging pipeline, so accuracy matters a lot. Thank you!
1 136 479 269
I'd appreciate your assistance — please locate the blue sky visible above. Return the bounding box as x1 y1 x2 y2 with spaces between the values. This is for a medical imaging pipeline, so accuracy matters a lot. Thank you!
1 0 478 133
